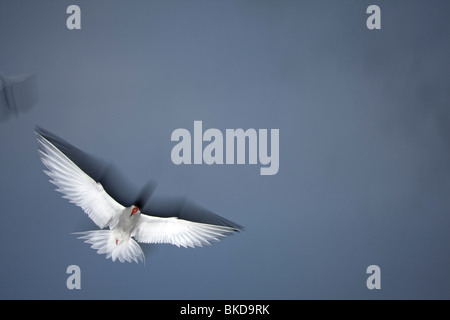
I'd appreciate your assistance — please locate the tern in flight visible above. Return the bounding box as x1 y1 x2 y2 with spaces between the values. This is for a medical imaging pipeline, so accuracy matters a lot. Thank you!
36 127 242 263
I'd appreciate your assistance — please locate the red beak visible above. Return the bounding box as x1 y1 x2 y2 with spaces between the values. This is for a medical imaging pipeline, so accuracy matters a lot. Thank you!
130 207 139 217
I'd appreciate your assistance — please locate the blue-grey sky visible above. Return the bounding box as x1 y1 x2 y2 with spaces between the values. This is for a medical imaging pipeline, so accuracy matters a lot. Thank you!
0 0 450 299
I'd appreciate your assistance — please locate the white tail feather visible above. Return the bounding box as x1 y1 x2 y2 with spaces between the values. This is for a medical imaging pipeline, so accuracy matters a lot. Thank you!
73 230 145 264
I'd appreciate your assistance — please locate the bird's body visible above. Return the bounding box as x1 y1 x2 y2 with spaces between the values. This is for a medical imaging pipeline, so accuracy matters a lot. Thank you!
115 206 140 241
76 205 146 263
36 127 242 263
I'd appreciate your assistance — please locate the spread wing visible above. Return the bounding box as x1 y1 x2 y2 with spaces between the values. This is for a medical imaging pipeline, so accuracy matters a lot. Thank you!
133 214 241 248
36 129 125 229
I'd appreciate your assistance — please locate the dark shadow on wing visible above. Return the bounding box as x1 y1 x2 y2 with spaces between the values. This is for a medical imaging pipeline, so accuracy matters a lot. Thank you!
134 180 157 209
36 126 138 207
36 127 244 232
142 196 244 231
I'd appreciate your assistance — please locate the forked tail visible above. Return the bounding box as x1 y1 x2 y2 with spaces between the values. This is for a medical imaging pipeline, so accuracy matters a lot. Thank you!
73 230 145 264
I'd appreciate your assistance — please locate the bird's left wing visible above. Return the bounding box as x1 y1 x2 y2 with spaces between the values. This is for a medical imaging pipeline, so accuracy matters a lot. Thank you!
133 214 240 248
37 132 125 229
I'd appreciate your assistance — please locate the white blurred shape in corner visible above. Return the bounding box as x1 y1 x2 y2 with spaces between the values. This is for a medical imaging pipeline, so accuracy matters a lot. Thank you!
0 70 38 122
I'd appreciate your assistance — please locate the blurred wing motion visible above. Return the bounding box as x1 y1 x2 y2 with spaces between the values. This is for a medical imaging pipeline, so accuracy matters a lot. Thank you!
134 214 241 248
36 127 243 263
36 128 124 229
136 197 243 247
0 71 38 121
35 126 139 207
144 197 243 229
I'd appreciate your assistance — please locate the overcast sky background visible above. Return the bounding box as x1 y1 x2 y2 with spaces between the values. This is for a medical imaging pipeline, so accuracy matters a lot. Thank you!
0 0 449 299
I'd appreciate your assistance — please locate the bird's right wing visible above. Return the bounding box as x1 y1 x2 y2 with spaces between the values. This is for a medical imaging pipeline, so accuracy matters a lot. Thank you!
133 214 240 248
37 131 125 229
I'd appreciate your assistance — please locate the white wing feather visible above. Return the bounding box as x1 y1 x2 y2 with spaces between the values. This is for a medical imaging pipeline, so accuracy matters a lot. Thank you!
37 133 124 229
133 215 237 248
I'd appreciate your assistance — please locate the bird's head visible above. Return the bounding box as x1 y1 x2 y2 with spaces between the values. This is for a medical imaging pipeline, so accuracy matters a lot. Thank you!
130 205 140 217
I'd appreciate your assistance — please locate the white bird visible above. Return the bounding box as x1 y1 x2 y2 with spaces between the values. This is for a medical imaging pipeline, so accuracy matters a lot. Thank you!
36 127 242 263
